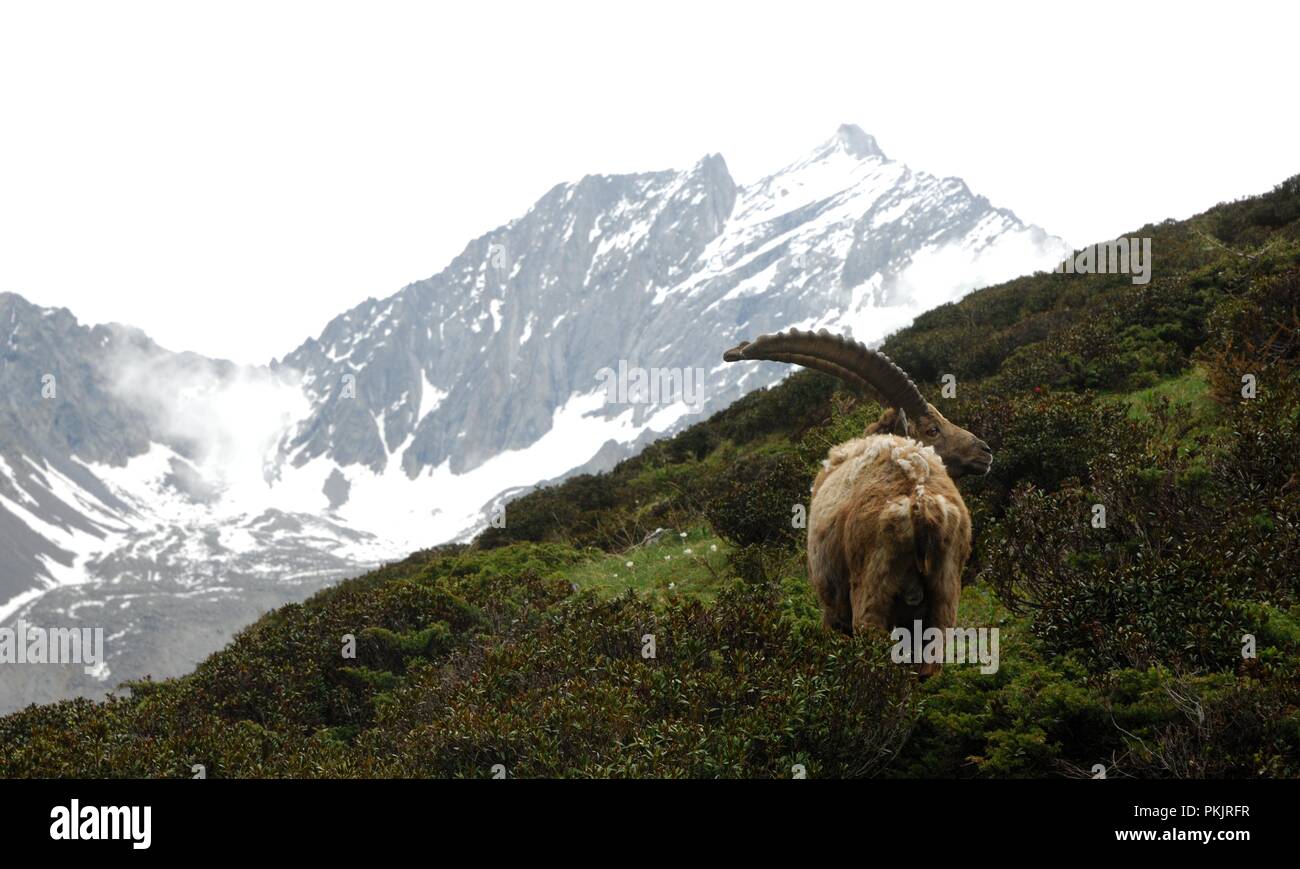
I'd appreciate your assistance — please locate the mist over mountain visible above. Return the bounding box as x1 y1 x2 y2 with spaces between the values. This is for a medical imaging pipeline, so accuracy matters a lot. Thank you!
0 125 1068 711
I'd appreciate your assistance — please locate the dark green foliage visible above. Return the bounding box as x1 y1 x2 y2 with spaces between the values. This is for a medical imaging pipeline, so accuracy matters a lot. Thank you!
979 272 1300 673
0 570 919 778
1213 174 1300 245
353 581 919 778
703 448 811 550
1108 660 1300 778
983 478 1250 672
892 652 1300 778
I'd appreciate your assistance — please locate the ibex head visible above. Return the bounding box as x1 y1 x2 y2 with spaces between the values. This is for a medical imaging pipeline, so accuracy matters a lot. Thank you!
723 329 992 478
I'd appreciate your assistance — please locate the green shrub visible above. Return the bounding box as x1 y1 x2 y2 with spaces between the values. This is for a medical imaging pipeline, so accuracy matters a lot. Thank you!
703 448 811 550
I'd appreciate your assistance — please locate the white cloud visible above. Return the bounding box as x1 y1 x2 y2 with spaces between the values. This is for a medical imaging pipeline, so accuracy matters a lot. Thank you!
103 343 310 495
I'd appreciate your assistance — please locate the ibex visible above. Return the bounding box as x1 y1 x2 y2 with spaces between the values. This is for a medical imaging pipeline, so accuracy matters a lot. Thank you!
723 329 991 674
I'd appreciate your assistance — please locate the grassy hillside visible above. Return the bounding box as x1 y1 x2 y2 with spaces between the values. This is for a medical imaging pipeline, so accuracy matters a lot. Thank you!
4 177 1300 778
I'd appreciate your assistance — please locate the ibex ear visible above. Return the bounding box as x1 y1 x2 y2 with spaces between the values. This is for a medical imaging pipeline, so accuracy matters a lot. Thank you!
890 407 910 437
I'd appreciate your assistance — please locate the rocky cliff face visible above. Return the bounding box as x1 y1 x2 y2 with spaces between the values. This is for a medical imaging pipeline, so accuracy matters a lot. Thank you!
273 126 1065 511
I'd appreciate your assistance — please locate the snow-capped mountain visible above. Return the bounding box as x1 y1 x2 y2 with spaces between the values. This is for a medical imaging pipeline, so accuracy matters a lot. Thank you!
0 125 1069 710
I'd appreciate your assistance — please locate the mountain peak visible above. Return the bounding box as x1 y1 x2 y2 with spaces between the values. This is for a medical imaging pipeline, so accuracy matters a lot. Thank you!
831 124 885 160
690 151 736 190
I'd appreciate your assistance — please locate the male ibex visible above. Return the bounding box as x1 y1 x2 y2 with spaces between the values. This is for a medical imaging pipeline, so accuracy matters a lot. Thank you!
723 329 991 673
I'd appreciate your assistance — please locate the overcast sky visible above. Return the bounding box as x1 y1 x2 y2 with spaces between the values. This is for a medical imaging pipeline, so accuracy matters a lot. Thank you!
1 0 1295 365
